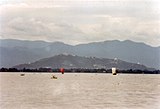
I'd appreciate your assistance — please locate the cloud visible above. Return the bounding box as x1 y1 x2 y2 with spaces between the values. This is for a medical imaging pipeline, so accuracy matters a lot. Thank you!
1 17 87 44
0 0 160 46
3 17 48 36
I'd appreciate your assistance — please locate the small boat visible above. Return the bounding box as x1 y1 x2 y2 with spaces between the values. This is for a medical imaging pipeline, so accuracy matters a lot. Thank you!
112 68 117 75
51 75 57 79
60 68 64 74
20 74 25 76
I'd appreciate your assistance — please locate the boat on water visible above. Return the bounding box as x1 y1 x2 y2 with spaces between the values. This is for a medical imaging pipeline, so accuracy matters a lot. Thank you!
20 74 25 76
51 75 57 79
112 67 117 75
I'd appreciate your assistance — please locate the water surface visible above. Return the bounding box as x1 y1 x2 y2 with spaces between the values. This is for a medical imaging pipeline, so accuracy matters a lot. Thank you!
0 73 160 109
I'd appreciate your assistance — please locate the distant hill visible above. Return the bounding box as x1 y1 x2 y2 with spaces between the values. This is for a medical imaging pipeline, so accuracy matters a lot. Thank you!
0 39 159 69
13 54 149 70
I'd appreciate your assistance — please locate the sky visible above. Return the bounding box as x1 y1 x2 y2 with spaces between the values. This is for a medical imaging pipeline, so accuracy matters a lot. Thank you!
0 0 160 46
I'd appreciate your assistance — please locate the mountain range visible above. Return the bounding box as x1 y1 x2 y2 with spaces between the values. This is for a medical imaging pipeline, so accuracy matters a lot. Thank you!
0 39 159 69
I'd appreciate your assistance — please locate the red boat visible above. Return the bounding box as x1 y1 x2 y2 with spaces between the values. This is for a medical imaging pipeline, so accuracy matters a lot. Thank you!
60 68 64 74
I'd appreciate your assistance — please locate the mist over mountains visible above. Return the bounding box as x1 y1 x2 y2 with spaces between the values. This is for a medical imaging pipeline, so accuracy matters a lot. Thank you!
0 39 159 69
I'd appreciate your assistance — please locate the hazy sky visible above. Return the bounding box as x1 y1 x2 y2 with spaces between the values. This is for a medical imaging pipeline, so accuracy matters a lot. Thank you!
0 0 160 46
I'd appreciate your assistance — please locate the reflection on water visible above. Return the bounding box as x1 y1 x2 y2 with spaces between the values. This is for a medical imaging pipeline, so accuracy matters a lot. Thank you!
0 73 160 109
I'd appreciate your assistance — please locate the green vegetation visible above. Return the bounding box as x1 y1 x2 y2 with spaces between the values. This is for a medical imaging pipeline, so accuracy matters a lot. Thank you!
0 67 159 74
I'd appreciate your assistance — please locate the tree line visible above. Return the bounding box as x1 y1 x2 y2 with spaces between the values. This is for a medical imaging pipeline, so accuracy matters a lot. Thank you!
0 67 159 74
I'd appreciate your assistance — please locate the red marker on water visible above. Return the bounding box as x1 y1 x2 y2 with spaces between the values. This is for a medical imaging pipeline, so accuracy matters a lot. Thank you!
60 68 64 74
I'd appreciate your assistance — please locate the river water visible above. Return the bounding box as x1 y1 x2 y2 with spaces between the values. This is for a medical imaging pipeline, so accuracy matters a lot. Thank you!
0 73 160 109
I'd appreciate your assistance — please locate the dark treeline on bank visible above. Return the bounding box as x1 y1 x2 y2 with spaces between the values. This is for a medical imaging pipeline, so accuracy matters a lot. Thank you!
0 67 160 74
